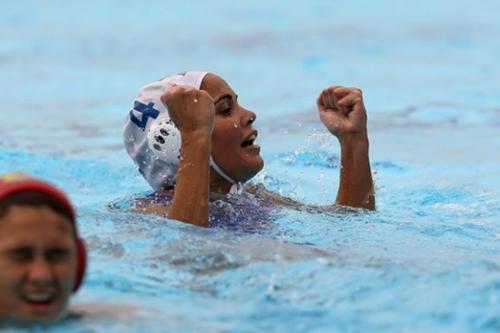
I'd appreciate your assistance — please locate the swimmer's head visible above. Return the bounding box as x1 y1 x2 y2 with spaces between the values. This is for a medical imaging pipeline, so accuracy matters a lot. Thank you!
0 173 86 324
124 71 263 193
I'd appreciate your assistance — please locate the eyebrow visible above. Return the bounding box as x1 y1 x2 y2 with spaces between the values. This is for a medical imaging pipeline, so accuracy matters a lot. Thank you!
4 246 32 254
214 94 238 105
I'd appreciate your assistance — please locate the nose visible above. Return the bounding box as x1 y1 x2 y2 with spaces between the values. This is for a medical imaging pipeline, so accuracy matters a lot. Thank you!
27 258 54 285
241 109 257 127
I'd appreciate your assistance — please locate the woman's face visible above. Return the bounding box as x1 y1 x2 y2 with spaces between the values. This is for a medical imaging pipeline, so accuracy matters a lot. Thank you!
201 74 264 183
0 205 77 323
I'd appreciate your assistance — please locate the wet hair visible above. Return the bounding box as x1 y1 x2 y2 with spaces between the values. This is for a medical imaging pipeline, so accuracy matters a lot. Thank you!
0 191 73 222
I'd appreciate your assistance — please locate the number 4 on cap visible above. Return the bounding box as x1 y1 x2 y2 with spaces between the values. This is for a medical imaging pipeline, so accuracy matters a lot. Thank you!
129 101 160 130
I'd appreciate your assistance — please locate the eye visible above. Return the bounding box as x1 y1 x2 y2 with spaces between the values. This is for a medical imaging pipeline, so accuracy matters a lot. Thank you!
219 107 232 116
7 248 34 263
216 101 232 117
47 248 72 262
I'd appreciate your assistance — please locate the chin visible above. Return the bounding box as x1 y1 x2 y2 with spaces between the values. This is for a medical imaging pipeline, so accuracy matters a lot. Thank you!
241 157 264 182
27 310 63 322
17 301 67 323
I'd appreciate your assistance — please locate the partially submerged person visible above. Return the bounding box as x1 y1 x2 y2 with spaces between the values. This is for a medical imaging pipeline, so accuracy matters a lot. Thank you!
124 71 375 227
0 173 86 326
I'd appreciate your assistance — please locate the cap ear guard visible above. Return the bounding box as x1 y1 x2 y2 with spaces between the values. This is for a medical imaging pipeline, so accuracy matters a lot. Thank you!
73 238 87 292
145 114 243 193
147 118 181 163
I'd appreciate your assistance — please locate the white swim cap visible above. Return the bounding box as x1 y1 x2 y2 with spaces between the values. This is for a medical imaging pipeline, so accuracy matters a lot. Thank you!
123 71 242 193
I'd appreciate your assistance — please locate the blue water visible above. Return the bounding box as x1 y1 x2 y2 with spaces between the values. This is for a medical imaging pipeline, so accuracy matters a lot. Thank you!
1 1 499 332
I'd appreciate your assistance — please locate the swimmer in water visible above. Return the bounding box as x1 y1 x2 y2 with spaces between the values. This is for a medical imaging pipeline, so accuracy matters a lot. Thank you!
0 173 86 326
0 173 170 326
124 72 375 227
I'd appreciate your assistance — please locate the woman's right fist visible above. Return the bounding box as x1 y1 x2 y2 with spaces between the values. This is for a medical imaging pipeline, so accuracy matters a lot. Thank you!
161 85 215 136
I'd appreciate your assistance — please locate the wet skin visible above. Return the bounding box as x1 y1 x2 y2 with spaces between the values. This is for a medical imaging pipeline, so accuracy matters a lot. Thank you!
0 205 76 324
158 72 374 226
200 73 264 185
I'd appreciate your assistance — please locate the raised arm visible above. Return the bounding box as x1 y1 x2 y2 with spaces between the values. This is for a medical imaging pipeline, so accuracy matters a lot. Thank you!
160 85 215 226
317 86 375 210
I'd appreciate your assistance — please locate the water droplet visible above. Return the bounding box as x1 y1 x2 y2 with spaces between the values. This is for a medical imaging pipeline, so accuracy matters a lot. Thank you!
194 98 198 103
233 123 238 128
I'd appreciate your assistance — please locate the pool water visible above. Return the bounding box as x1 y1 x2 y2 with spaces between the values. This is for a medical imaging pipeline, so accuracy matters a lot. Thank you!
1 1 499 332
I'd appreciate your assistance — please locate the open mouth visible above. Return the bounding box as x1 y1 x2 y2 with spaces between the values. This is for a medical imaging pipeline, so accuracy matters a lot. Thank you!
22 292 56 307
241 131 258 147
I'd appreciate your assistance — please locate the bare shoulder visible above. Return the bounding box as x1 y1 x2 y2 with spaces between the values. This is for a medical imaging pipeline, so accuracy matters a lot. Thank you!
130 190 174 218
245 183 347 214
245 183 299 207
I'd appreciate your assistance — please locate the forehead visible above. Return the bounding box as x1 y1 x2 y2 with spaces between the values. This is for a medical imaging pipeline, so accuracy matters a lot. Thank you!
0 206 74 247
200 73 235 99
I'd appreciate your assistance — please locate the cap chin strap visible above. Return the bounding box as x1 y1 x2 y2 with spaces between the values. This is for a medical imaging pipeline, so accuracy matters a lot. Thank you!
209 156 244 195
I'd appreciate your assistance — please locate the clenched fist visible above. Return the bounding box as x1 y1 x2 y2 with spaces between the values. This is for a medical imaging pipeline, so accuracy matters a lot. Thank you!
317 86 368 143
161 85 215 136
